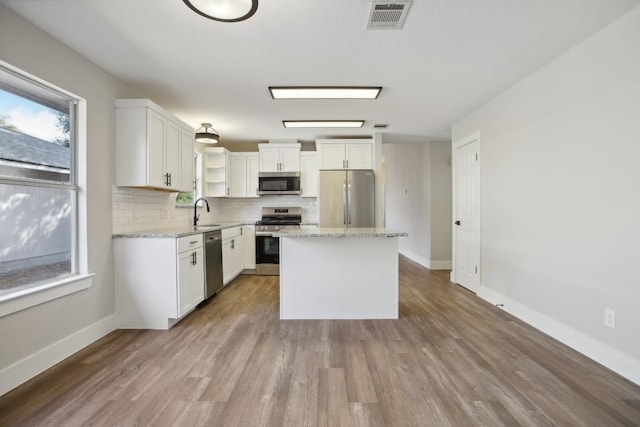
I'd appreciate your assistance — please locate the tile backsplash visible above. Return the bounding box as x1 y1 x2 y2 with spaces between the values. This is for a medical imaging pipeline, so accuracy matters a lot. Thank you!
112 186 317 234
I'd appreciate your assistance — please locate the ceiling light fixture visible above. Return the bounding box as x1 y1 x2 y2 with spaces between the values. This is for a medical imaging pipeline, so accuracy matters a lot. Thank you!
283 120 365 128
270 87 382 99
183 0 258 23
195 123 220 143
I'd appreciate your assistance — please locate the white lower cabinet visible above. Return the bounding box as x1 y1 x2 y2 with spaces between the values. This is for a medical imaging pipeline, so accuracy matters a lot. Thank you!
177 246 204 317
222 227 244 285
114 234 204 330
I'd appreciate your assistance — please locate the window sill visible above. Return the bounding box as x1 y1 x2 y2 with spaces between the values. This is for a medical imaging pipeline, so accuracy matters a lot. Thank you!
0 273 95 318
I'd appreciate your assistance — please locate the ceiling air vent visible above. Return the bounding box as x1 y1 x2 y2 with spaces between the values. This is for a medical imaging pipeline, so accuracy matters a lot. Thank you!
367 1 412 30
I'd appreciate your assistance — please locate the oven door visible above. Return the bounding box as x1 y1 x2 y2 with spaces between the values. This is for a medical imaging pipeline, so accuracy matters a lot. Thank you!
255 233 280 275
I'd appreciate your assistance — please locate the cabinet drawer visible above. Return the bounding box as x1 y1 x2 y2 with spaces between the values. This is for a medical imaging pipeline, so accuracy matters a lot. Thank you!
177 234 203 253
222 226 242 240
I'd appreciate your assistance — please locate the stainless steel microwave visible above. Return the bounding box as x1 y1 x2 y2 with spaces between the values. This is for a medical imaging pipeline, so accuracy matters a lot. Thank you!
258 172 301 195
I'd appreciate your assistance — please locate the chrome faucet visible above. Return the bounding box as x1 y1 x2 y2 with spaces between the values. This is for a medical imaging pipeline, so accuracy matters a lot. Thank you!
193 197 210 227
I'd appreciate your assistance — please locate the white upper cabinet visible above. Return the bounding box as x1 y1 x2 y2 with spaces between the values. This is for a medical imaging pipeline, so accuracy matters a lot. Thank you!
316 139 373 170
229 152 259 198
246 154 259 197
300 152 318 198
204 147 231 197
229 154 247 198
115 99 194 192
258 143 301 172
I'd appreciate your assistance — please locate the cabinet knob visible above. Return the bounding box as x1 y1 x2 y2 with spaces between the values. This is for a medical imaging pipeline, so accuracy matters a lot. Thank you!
455 220 461 226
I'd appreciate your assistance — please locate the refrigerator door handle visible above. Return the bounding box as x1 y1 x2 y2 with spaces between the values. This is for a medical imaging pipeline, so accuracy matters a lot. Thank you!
343 180 348 225
347 179 352 225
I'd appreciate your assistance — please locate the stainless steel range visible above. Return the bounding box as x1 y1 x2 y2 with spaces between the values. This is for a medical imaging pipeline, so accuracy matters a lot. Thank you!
255 207 302 275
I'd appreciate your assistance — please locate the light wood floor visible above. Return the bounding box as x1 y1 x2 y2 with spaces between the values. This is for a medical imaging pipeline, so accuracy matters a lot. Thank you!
1 256 639 426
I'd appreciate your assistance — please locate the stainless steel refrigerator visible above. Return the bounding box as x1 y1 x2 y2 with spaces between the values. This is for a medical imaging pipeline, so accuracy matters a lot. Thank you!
319 170 375 227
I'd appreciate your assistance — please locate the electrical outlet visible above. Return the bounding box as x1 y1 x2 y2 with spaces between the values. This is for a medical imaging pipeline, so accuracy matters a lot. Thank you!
604 308 616 328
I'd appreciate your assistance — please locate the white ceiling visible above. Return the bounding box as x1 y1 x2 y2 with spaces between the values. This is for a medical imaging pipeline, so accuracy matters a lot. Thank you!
3 0 638 144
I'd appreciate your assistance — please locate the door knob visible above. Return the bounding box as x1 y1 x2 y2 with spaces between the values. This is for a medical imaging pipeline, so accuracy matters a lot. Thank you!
455 220 461 226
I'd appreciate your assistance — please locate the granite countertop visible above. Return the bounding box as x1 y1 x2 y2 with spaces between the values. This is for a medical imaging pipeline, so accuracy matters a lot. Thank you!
273 226 408 238
112 222 249 238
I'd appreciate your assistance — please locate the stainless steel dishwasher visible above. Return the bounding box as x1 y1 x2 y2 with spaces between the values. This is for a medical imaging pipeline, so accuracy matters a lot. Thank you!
204 230 223 298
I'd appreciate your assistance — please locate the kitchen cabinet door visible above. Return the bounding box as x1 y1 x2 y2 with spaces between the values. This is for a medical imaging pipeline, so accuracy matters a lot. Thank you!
246 154 259 198
300 152 318 197
230 154 247 197
317 143 345 169
280 146 301 172
259 146 281 172
147 109 166 187
165 121 181 189
177 247 204 317
345 143 372 169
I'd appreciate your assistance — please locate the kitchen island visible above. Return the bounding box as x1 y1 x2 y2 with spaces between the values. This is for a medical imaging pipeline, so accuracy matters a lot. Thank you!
273 227 408 320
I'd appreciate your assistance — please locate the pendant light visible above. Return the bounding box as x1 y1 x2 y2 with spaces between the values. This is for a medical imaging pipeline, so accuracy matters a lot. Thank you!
195 123 219 144
183 0 258 23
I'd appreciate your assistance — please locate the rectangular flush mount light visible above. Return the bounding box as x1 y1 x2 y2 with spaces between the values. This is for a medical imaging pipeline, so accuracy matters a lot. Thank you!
270 86 382 99
283 120 364 128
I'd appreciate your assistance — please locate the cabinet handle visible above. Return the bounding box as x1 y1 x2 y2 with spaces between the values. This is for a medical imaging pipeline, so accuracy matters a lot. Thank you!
226 187 230 196
191 252 196 265
189 240 198 244
165 172 170 186
231 239 235 249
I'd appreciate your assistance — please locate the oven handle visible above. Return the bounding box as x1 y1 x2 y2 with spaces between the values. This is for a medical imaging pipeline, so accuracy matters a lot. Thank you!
255 232 276 237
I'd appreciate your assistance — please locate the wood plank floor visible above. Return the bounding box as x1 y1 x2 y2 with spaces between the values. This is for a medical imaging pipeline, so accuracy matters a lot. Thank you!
1 256 639 426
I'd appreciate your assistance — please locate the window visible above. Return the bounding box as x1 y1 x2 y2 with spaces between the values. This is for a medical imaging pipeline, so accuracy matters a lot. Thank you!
176 151 202 205
0 63 81 298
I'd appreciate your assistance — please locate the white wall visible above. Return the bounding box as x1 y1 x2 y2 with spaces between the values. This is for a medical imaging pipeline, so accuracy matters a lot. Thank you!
383 141 452 269
429 142 453 267
0 5 126 394
452 6 640 383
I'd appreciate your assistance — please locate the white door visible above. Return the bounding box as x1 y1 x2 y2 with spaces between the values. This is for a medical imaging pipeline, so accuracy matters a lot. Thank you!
453 136 480 293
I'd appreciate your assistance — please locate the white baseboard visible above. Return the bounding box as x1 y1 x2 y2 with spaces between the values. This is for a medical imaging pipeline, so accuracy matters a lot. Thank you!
0 313 118 396
399 250 451 270
477 286 640 386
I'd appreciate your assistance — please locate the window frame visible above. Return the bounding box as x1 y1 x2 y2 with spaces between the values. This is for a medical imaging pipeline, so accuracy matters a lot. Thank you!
0 60 93 318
